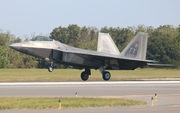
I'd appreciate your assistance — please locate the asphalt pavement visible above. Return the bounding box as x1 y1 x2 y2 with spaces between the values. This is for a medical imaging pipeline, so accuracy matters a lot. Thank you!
0 81 180 113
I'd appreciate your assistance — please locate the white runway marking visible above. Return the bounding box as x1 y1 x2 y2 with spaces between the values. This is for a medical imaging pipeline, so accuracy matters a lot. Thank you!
0 81 180 86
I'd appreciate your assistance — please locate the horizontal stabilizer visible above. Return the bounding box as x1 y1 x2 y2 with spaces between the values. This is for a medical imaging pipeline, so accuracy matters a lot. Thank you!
147 63 175 67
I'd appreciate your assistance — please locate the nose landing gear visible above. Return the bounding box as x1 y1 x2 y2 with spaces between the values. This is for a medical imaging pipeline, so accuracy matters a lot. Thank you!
48 61 54 72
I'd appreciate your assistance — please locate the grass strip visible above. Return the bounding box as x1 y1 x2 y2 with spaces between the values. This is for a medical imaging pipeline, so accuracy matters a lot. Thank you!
0 68 180 82
0 97 146 109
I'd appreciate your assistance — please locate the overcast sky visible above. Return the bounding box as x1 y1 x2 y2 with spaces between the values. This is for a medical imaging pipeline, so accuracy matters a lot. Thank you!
0 0 179 38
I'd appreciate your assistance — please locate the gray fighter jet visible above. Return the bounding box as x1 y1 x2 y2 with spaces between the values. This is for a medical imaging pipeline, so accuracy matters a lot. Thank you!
10 32 155 81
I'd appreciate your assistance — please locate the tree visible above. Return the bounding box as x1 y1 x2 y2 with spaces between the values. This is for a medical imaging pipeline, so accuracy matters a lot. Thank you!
0 46 9 68
147 31 179 63
67 24 80 46
50 26 69 44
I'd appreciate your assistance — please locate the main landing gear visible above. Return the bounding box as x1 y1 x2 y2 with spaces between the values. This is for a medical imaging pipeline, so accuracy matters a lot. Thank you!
81 72 89 81
102 71 111 81
80 67 111 81
81 68 91 81
99 66 111 81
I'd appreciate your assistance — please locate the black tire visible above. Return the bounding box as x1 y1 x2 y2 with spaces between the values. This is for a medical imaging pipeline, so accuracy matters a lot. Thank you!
48 66 53 72
102 71 111 81
81 71 89 81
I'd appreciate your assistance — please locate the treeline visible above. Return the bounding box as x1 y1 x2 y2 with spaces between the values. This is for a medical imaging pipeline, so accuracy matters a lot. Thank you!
0 24 180 68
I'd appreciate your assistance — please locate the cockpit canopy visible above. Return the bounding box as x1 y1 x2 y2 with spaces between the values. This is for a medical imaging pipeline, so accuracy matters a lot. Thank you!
31 36 53 41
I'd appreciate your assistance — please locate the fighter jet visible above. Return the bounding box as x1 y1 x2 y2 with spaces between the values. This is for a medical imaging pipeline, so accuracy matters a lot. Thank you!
10 32 156 81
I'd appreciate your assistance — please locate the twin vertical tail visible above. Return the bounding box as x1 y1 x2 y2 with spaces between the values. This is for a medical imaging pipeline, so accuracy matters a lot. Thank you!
120 32 148 60
97 32 148 60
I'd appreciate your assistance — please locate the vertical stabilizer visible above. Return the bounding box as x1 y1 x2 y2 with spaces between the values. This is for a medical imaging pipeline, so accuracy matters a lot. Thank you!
97 33 120 55
120 32 148 60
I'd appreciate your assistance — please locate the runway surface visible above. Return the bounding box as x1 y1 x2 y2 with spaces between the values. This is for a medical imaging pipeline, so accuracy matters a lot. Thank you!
0 81 180 113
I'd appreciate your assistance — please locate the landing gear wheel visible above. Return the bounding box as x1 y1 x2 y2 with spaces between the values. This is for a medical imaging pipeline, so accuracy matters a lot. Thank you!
102 71 111 81
81 72 89 81
48 66 53 72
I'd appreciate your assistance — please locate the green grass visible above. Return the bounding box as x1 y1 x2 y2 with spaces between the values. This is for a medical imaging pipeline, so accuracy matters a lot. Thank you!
0 97 146 109
0 68 180 82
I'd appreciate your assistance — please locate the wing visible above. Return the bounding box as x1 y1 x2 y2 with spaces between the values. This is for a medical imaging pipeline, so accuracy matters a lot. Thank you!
54 47 155 70
53 32 154 70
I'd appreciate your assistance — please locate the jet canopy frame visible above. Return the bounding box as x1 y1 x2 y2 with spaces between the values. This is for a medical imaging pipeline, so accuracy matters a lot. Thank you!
31 36 53 41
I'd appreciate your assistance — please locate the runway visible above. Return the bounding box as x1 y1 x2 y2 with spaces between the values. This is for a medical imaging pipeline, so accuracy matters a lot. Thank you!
0 81 180 113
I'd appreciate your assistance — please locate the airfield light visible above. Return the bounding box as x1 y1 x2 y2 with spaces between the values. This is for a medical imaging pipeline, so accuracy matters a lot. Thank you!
58 99 61 109
155 93 158 101
75 92 78 98
151 97 154 106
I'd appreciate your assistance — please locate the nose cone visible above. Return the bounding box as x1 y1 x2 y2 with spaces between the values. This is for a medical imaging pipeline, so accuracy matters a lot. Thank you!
9 43 22 51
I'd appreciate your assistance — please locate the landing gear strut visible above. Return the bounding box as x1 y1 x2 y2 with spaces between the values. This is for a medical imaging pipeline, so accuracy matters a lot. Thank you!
48 61 54 72
80 68 91 81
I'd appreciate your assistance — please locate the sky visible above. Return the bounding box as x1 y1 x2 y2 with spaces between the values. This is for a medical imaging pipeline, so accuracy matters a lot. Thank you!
0 0 180 39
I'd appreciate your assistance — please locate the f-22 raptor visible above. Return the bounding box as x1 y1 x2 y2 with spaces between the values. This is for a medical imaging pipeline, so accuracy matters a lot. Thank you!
10 32 155 81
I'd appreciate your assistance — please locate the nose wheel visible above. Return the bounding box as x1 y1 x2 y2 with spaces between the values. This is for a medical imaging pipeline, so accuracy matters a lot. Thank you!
48 61 54 72
48 66 54 72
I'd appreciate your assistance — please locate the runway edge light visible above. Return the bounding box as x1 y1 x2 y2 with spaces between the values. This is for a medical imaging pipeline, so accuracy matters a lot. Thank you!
58 99 61 109
155 93 158 101
75 92 78 98
151 97 154 106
